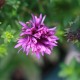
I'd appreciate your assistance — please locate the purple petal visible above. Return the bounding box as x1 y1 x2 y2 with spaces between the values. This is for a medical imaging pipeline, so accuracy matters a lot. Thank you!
19 21 27 27
26 49 29 55
31 14 35 23
51 43 57 46
39 14 42 19
36 53 40 59
18 39 25 43
49 27 56 31
41 52 44 56
32 37 37 44
45 48 51 55
34 33 41 39
20 32 26 36
15 43 22 48
40 45 46 51
41 15 46 24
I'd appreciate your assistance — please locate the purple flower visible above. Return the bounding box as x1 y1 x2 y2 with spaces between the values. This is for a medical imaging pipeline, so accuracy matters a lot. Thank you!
15 14 58 59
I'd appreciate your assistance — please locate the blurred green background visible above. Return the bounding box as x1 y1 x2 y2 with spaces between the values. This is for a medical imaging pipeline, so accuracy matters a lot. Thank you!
0 0 80 80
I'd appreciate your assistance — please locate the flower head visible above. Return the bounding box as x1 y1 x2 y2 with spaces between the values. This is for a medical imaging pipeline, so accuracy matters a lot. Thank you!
15 14 58 59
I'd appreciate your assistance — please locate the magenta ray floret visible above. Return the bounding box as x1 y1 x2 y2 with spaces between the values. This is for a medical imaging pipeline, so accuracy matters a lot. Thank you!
15 14 59 59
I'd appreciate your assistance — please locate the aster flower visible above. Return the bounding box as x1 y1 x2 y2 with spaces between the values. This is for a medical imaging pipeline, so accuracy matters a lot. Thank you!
15 14 58 59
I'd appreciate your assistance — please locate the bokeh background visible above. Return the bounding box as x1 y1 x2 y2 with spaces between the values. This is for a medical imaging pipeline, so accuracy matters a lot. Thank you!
0 0 80 80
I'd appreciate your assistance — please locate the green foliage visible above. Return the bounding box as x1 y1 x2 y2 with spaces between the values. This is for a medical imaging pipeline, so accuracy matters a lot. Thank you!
0 44 7 57
59 60 80 80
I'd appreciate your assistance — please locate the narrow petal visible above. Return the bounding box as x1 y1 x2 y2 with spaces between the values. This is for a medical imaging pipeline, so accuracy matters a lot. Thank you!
41 52 44 56
34 33 41 39
18 39 26 43
39 14 42 19
14 43 22 48
18 48 22 53
49 27 56 31
32 37 37 44
41 15 46 24
35 16 40 25
39 14 42 24
45 48 51 55
31 14 35 23
26 49 29 55
36 53 40 59
51 43 57 46
19 21 27 27
20 32 26 36
52 36 59 40
41 45 46 51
